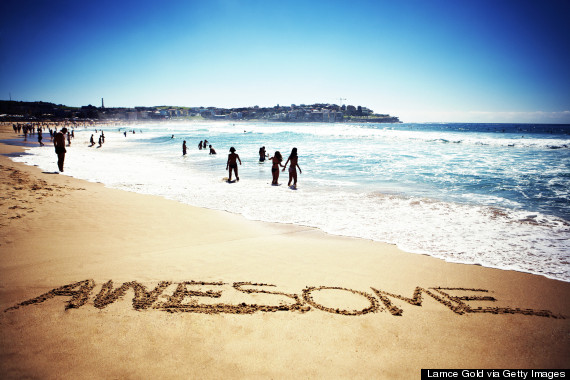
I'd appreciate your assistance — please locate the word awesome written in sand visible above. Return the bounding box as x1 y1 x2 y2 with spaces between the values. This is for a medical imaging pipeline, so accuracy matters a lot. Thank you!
4 280 565 318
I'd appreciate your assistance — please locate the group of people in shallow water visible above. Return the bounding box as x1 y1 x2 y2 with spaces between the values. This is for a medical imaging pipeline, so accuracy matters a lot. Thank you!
89 130 105 148
264 146 302 188
183 140 216 156
182 140 301 188
16 121 304 186
226 145 302 188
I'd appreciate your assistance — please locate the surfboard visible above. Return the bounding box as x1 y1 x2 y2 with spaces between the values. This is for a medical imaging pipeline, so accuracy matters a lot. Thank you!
223 177 236 183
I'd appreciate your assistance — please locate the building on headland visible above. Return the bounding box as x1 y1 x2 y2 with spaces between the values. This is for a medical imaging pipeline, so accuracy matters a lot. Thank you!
0 100 401 123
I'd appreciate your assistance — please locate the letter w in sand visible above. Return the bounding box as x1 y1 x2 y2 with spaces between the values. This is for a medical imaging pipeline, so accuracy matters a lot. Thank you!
94 280 172 310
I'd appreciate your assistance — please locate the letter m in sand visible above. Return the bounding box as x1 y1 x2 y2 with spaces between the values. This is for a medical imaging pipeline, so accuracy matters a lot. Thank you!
370 287 475 316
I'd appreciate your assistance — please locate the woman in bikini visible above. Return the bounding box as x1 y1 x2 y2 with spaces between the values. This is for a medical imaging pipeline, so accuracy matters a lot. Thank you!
269 151 284 185
282 147 302 188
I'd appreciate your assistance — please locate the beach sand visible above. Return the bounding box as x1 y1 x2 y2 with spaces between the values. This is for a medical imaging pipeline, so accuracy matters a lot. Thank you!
1 124 569 379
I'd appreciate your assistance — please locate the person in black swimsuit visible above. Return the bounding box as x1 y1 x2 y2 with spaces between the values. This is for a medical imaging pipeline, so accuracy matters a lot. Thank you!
226 147 242 182
270 151 284 185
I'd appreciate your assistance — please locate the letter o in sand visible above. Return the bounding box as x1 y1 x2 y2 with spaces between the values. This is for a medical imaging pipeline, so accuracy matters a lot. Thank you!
302 286 380 316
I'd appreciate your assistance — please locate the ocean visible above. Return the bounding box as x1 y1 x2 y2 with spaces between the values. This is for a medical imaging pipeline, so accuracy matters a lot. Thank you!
10 122 570 281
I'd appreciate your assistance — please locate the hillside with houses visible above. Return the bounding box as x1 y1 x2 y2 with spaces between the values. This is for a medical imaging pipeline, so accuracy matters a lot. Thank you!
0 100 400 123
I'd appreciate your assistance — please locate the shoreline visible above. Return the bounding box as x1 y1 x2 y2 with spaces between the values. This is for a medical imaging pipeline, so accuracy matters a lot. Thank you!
1 126 570 282
1 124 569 378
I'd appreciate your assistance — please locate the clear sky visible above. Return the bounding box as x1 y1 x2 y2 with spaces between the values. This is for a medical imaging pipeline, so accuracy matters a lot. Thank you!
1 0 569 123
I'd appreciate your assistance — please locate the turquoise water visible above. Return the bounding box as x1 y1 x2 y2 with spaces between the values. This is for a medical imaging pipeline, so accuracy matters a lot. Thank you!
11 122 570 281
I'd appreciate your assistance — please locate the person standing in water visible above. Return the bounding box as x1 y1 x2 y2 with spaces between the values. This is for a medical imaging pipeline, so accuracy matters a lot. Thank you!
259 146 268 162
226 147 241 182
182 141 187 156
270 151 284 185
282 147 302 188
53 127 67 172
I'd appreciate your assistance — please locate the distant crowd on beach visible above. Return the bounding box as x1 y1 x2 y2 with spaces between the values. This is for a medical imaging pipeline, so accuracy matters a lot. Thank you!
11 122 302 188
13 122 75 146
12 122 81 172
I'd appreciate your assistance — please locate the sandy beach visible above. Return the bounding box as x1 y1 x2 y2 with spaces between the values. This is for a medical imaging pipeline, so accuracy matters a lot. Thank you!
0 124 569 379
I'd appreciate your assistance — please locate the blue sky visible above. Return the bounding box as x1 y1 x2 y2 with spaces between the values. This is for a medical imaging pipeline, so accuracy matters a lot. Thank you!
1 0 569 123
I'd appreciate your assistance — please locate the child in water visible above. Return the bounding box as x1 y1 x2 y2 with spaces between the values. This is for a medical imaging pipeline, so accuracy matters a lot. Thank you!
270 151 284 185
226 147 241 182
282 147 302 188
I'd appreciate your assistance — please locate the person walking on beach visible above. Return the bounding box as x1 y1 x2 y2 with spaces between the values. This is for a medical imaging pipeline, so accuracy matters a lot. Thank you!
270 151 284 185
38 130 44 146
226 147 241 182
90 134 95 147
53 127 67 172
282 147 302 188
183 141 187 156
